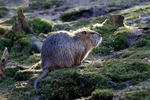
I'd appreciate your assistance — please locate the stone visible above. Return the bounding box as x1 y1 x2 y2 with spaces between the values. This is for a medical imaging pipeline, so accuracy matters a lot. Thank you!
29 37 43 53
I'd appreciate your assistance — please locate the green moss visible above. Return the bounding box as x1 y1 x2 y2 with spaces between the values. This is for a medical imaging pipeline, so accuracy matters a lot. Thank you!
113 33 129 51
92 89 114 100
71 16 106 30
0 37 13 50
2 17 54 35
28 17 54 34
24 54 40 65
4 66 20 77
35 66 109 100
120 90 150 100
102 59 150 89
1 17 16 24
0 25 7 34
15 70 33 81
113 27 133 51
92 37 114 56
133 35 150 48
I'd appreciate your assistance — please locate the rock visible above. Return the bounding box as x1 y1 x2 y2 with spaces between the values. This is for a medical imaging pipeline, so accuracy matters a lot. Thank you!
7 61 17 66
61 5 121 21
29 37 43 53
144 82 150 85
127 13 150 26
93 62 102 68
125 80 130 88
129 86 138 91
28 2 42 10
126 28 143 45
54 23 71 31
107 81 117 88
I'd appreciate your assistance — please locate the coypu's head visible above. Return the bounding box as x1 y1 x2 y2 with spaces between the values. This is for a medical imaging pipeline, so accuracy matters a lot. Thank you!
74 29 102 48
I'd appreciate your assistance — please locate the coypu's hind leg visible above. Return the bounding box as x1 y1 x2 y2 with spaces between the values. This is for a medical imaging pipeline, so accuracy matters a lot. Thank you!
34 62 51 94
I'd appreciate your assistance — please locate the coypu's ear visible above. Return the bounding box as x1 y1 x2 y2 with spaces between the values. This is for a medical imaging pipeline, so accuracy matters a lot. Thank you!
82 31 90 37
82 31 87 35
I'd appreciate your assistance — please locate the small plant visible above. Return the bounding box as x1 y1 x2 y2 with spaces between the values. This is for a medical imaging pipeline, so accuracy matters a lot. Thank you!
92 89 114 100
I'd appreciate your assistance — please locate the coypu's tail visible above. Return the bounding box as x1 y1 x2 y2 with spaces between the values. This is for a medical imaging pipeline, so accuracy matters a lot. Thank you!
34 69 49 93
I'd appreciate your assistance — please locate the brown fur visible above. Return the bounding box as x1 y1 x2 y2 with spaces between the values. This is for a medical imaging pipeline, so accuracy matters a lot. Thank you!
34 29 102 93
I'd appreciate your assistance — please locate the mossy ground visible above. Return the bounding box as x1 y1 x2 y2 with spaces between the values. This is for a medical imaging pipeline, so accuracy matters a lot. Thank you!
0 1 150 100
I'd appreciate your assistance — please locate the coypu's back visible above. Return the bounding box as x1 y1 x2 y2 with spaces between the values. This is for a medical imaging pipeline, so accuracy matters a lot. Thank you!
41 30 102 70
34 29 102 93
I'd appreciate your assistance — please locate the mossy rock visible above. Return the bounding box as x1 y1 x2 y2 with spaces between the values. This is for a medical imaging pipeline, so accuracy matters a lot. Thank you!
4 66 20 77
91 89 114 100
92 37 114 56
113 27 134 51
15 70 33 81
39 71 94 100
113 33 129 51
102 59 150 89
37 68 109 100
28 17 54 34
0 6 9 18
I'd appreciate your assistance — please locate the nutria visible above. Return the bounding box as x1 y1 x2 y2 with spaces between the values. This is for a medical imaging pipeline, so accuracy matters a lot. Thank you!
34 29 102 93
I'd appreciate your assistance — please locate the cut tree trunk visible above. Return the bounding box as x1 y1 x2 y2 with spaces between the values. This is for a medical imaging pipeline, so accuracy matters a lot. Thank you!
0 48 9 80
17 8 34 34
110 14 124 27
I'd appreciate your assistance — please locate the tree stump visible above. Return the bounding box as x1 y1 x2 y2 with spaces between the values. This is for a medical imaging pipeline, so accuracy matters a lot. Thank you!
12 17 19 32
0 48 9 80
110 14 124 27
17 8 34 34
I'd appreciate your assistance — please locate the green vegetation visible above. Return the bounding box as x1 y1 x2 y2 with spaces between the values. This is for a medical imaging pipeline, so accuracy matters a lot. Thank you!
28 17 54 34
92 89 114 100
2 17 54 34
1 1 150 100
92 24 134 55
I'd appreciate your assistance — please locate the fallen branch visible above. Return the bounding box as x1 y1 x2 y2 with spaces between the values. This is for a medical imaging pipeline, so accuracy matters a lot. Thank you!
16 64 29 70
0 48 9 80
17 8 34 34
